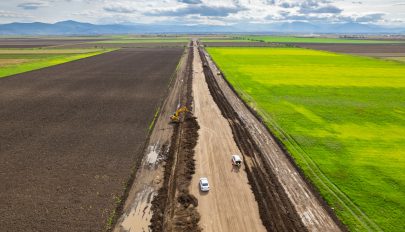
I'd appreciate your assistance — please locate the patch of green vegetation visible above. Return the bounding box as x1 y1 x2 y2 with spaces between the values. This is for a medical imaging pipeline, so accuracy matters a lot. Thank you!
207 47 405 232
244 35 405 44
0 49 112 78
149 106 161 131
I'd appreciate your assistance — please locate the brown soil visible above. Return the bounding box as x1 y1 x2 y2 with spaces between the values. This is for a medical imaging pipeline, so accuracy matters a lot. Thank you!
0 48 183 232
191 43 266 232
113 43 191 232
150 44 201 232
0 59 28 67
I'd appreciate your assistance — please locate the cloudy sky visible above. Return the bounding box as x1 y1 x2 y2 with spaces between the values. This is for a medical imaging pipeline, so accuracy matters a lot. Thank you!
0 0 404 26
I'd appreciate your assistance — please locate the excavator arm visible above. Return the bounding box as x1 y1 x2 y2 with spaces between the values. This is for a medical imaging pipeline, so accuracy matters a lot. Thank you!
170 106 189 123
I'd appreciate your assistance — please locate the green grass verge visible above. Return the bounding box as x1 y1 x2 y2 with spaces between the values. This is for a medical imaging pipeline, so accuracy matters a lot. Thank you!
0 49 112 78
207 47 405 232
244 36 405 44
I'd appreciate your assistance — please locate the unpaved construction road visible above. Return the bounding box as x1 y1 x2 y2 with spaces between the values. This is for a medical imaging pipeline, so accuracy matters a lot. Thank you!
124 40 343 232
190 44 266 232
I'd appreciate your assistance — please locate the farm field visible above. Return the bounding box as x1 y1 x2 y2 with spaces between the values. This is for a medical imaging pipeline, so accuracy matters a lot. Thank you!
0 47 183 231
244 35 405 44
93 38 190 43
207 47 405 231
200 38 250 42
294 43 405 63
0 38 106 48
0 48 111 78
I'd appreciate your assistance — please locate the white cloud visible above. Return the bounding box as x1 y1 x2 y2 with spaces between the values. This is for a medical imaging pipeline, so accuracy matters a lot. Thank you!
17 0 50 10
0 0 403 26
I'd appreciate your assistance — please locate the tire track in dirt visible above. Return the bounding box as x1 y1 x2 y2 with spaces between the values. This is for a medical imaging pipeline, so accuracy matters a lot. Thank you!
190 41 266 232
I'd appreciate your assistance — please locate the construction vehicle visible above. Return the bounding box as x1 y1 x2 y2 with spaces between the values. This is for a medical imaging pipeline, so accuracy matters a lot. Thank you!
170 106 189 123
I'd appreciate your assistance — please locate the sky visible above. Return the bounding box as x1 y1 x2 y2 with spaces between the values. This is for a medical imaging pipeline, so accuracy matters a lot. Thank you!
0 0 405 26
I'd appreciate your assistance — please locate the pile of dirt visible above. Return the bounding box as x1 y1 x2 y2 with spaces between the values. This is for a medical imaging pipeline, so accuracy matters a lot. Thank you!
149 124 180 232
150 44 201 232
199 46 307 232
172 114 201 232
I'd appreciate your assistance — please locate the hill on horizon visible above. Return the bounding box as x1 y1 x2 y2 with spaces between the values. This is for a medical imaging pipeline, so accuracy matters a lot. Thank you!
0 20 404 35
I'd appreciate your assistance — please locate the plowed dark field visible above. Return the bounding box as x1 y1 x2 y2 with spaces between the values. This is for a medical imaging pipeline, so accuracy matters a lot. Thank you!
202 42 273 47
60 42 187 49
0 48 183 231
0 38 106 48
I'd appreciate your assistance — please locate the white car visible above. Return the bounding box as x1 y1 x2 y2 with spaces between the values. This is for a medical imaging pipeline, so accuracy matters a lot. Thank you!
232 155 242 166
199 177 210 192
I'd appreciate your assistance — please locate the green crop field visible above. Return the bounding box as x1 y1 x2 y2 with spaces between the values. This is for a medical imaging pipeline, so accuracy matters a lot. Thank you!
207 47 405 231
0 49 112 78
244 36 405 44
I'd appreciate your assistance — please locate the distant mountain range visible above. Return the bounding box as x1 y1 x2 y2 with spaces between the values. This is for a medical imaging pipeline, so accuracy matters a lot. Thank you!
0 20 404 35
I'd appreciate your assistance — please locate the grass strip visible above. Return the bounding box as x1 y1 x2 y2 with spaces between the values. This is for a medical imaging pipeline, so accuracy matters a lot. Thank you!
0 49 113 78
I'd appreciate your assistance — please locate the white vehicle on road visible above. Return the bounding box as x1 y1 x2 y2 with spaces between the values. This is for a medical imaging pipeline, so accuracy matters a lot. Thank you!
199 177 210 192
232 154 242 167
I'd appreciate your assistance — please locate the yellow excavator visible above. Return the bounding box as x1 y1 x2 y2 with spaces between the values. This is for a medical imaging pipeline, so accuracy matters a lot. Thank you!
170 106 190 123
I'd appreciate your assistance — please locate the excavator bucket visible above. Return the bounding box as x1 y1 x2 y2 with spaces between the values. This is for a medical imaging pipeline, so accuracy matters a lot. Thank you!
170 106 189 123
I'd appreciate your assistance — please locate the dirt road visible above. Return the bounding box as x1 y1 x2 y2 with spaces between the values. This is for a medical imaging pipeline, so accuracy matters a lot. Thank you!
189 44 266 232
202 48 342 231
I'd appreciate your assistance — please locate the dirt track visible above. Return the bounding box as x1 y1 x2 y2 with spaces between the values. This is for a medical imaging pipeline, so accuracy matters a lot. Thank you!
201 46 342 231
190 44 266 232
0 48 183 231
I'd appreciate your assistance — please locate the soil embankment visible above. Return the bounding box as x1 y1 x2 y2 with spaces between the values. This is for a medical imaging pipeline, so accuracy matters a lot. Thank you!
149 42 201 232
